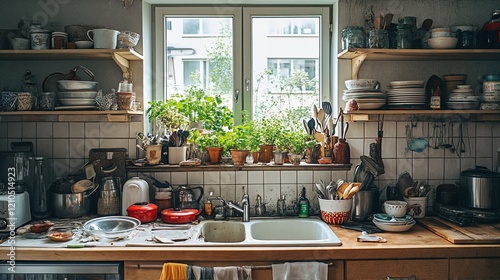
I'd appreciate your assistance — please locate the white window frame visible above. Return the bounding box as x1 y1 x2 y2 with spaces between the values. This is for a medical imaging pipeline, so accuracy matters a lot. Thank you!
153 5 332 123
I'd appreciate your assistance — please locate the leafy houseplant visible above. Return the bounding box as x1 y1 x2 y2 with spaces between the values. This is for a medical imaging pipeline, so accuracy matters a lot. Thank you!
256 117 286 163
284 131 317 165
146 99 187 136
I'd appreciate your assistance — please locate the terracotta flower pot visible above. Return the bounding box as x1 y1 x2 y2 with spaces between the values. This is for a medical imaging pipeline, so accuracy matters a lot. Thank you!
206 147 223 164
230 149 248 166
259 144 273 163
288 153 303 165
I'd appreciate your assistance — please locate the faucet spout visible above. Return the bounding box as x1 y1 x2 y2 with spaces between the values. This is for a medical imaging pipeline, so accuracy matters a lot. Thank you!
217 188 250 222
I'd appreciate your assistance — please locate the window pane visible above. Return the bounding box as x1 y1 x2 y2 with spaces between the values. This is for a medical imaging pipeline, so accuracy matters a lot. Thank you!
252 17 320 125
165 17 234 110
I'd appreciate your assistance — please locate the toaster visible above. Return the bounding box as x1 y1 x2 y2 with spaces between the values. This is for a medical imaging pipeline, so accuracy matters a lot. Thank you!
0 192 31 233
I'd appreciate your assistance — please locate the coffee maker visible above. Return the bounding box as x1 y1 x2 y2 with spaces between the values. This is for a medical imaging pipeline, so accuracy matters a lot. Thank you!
0 142 33 233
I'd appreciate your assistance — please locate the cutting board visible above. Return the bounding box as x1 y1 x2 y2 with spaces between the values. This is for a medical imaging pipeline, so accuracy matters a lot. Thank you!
417 217 500 244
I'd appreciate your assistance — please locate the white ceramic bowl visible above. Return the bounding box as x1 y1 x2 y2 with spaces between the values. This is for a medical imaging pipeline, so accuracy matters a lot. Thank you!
345 79 380 90
75 41 94 49
373 218 416 232
431 31 451 38
117 31 140 48
383 200 408 217
428 37 458 49
318 198 353 225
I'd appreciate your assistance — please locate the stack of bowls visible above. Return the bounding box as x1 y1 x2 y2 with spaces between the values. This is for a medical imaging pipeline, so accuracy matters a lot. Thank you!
343 79 386 110
57 80 99 108
372 213 416 232
372 200 416 232
447 84 481 110
481 74 500 110
427 28 458 49
443 74 467 93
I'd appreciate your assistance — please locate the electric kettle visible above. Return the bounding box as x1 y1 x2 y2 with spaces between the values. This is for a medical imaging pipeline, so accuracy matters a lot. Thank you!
122 177 149 215
171 185 204 210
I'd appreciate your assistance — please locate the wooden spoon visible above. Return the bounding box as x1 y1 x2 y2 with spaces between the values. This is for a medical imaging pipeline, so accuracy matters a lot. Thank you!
383 13 393 30
314 133 325 158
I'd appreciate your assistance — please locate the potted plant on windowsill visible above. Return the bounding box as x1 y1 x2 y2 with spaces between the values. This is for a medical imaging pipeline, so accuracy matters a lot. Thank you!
284 131 317 165
257 117 285 163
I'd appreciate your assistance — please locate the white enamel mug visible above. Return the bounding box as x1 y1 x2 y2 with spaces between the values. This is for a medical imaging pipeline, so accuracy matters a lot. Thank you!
87 29 120 49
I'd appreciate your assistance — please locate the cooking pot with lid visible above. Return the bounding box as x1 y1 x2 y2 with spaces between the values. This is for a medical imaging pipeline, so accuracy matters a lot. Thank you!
459 166 500 209
127 202 158 223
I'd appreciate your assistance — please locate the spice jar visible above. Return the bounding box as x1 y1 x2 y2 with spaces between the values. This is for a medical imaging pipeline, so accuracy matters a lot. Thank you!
29 22 51 50
51 32 68 49
368 29 389 48
333 138 350 164
341 26 366 50
155 186 172 214
397 24 413 49
115 92 136 110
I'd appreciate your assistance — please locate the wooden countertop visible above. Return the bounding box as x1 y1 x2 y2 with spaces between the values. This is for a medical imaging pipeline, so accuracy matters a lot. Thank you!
2 223 499 262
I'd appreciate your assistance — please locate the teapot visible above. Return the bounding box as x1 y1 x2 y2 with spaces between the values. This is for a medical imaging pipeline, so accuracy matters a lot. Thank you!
171 185 204 210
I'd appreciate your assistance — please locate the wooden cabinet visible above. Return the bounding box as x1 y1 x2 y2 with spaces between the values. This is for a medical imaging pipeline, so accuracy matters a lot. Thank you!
449 258 500 280
345 259 448 280
124 260 344 280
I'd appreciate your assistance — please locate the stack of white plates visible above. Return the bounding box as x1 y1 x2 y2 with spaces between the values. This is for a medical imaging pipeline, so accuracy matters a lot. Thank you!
447 85 480 110
386 81 426 109
372 213 416 232
342 89 386 110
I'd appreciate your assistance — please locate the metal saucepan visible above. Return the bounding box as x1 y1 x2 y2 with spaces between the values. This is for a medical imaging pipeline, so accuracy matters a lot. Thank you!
50 181 98 218
459 167 500 209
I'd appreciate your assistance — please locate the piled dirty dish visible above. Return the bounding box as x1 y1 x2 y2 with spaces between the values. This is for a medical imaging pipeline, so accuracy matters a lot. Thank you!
447 84 480 110
386 80 425 109
372 213 416 232
342 88 386 110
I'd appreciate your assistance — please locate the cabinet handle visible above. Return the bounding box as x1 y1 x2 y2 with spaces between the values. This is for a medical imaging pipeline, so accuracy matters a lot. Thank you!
387 275 417 280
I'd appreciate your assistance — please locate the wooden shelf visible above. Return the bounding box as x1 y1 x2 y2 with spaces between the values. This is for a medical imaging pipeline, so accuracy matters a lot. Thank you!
345 110 500 122
0 49 143 80
0 49 143 60
337 48 500 79
0 110 143 122
127 162 352 172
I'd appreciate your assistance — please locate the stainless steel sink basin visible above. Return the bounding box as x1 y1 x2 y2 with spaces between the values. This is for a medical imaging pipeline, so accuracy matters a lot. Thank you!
200 221 246 243
194 217 342 246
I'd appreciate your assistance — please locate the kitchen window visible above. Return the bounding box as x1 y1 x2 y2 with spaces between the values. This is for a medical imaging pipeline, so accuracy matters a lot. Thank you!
154 6 332 124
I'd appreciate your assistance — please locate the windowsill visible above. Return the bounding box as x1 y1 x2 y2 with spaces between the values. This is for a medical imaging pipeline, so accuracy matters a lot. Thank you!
126 162 352 172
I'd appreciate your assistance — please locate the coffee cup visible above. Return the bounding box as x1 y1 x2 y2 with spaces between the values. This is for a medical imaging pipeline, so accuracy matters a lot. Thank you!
87 29 120 49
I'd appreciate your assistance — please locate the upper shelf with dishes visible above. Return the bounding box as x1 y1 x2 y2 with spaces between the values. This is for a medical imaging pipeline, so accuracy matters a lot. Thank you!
0 49 143 80
337 48 500 79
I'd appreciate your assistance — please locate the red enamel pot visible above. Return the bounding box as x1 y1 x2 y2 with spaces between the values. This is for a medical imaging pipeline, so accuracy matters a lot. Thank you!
127 202 158 223
160 208 201 224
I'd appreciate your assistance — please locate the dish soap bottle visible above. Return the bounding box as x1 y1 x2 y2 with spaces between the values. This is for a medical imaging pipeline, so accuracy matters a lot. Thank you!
204 191 214 218
298 186 309 218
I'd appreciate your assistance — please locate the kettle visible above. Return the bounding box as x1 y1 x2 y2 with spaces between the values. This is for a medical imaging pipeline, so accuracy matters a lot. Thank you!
171 185 204 210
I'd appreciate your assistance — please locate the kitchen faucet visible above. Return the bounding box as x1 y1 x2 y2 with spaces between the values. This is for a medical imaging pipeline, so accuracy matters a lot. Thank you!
217 187 250 222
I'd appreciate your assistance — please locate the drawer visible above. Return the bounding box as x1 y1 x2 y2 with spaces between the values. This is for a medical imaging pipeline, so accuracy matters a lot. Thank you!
346 259 448 280
449 258 500 280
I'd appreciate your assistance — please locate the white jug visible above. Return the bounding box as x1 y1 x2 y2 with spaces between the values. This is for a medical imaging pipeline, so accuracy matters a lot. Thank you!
87 29 120 49
122 177 149 215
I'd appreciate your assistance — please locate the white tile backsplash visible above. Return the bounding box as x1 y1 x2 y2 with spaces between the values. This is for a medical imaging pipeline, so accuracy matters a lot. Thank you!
70 123 85 138
187 171 204 185
280 171 296 184
53 122 69 138
36 122 52 138
264 170 280 184
248 171 263 184
22 122 36 138
204 171 220 184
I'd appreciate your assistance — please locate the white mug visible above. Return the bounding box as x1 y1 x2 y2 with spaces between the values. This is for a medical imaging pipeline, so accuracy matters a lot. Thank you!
87 29 120 49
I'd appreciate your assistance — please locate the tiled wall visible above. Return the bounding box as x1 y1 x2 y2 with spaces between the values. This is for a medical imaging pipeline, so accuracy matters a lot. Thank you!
1 119 499 214
132 119 500 215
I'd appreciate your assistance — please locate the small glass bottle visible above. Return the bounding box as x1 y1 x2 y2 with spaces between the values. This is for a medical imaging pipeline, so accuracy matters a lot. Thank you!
204 191 214 218
298 187 309 218
368 29 389 48
277 194 286 216
397 24 413 49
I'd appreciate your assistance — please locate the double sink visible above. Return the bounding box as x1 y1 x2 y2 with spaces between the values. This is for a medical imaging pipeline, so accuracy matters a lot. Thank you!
191 217 342 246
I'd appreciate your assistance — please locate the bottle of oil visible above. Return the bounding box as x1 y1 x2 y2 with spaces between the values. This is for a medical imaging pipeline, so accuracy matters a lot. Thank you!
298 187 309 218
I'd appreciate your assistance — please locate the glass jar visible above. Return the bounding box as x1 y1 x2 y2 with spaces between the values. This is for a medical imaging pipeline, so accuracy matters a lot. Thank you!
398 16 417 39
397 24 413 49
341 26 366 50
368 29 389 48
51 32 68 49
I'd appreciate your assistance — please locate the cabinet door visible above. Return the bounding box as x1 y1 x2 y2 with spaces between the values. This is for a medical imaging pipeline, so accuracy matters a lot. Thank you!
449 258 500 280
125 260 344 280
346 259 448 280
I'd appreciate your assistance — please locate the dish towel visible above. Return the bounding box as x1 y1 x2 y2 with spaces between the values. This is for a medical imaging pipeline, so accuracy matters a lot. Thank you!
187 265 252 280
159 262 188 280
272 262 328 280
